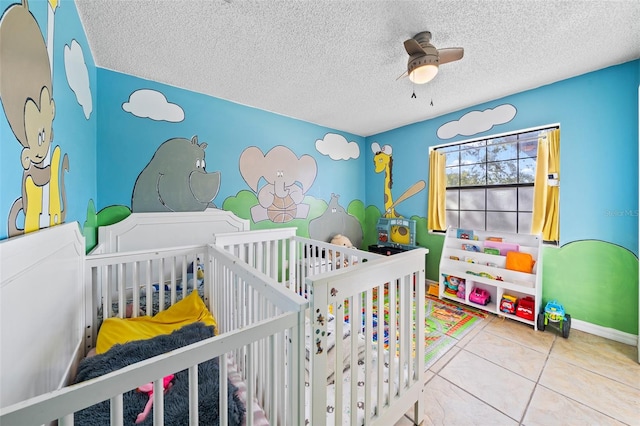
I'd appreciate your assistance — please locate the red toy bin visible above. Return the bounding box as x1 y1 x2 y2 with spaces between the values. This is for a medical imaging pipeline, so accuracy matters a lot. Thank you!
516 296 535 321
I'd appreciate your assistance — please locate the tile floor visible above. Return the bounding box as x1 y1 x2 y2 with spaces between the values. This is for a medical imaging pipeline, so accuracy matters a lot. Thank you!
396 313 640 426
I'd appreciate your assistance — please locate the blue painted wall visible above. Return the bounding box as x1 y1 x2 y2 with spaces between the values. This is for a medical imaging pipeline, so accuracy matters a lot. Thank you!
366 61 639 255
95 70 366 214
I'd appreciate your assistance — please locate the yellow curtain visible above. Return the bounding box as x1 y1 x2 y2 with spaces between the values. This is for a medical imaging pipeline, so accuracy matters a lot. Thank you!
427 149 446 231
531 128 560 241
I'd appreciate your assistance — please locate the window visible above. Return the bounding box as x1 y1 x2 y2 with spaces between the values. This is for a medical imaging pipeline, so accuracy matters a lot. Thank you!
436 126 557 234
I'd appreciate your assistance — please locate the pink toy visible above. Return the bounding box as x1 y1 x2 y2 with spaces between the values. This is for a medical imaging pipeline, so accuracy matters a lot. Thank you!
456 281 466 299
135 374 175 424
469 287 491 306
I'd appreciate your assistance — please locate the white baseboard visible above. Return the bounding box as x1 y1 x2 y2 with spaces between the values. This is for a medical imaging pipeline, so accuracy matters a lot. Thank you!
425 280 638 348
570 319 638 346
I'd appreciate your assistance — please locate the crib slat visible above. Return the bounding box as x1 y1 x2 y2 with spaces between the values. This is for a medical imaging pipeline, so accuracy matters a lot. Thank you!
188 365 198 425
158 258 165 312
117 264 125 318
376 282 384 412
132 261 139 317
245 347 254 426
170 257 177 305
59 413 74 426
220 354 228 426
350 293 359 426
145 260 152 316
388 279 397 401
335 300 344 426
364 287 373 422
153 378 164 426
110 393 123 426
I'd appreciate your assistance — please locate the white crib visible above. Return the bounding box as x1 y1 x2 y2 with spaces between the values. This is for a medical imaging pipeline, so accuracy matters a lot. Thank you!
0 211 428 425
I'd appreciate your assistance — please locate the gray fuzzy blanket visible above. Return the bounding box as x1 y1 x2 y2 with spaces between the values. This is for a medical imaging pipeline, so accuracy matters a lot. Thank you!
73 322 245 425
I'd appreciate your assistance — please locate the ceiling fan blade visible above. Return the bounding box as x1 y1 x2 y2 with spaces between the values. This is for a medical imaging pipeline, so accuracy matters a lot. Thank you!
438 47 464 64
404 38 425 56
396 70 408 80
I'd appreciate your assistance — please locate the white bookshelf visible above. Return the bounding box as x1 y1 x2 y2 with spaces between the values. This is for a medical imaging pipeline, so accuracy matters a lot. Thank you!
438 227 543 329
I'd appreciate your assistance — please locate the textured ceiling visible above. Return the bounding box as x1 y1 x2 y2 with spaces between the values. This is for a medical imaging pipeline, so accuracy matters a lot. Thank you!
75 0 640 137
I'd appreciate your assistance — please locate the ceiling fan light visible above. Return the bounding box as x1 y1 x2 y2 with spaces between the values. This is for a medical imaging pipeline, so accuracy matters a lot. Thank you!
409 63 439 84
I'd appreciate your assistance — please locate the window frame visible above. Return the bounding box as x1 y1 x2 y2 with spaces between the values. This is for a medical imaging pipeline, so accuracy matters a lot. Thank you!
431 124 559 236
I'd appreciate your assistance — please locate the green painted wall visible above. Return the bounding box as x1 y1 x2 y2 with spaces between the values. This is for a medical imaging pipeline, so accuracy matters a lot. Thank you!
543 241 638 335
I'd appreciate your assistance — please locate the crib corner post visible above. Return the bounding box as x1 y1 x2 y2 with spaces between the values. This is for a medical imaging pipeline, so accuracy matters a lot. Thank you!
414 252 427 425
288 309 306 426
309 276 330 426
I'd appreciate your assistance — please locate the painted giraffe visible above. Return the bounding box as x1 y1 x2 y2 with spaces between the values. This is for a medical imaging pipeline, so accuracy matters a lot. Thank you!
371 142 399 218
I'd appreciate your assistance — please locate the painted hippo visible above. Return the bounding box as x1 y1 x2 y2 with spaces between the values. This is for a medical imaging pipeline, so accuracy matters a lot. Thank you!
132 136 220 212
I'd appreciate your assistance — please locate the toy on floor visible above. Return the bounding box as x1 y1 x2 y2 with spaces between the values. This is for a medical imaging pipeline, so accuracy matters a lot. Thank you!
537 300 571 338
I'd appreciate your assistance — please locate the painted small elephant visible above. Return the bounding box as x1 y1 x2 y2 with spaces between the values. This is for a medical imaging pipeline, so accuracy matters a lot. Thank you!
132 136 220 212
239 146 317 223
308 193 363 248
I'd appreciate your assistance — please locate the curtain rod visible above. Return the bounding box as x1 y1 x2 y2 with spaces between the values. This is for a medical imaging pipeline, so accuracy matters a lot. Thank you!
432 123 559 151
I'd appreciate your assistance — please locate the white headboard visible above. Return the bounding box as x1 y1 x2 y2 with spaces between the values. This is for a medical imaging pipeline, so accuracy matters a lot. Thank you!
0 223 85 409
97 209 250 253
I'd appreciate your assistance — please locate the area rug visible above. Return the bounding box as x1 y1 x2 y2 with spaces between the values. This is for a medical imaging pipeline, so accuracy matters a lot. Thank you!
344 289 488 370
423 295 487 369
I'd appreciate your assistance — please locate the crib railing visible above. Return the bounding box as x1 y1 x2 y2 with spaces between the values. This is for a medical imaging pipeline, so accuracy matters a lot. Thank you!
292 235 382 296
0 244 307 426
85 244 209 350
309 248 427 425
0 314 303 426
213 228 426 425
213 228 383 297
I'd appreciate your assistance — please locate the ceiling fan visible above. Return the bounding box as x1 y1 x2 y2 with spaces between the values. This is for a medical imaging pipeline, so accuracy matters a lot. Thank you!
398 31 464 84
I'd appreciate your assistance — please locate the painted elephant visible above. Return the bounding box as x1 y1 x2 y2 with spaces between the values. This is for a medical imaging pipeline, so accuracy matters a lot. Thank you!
239 146 317 223
132 136 220 212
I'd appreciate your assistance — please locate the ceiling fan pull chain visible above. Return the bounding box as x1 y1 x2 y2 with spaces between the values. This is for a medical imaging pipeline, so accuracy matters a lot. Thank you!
411 83 417 98
430 98 434 106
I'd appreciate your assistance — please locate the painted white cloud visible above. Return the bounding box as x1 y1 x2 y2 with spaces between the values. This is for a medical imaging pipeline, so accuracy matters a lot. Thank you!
64 40 93 119
122 89 185 122
437 104 517 140
315 133 360 160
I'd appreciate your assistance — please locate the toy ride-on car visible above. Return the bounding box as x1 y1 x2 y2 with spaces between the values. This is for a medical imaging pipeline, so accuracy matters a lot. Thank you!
537 300 571 338
469 287 491 306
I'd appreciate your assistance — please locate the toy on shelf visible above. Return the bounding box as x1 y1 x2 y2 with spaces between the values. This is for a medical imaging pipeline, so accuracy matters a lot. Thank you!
442 274 465 298
537 300 571 338
483 247 500 255
456 229 474 240
462 244 481 252
500 294 517 314
516 296 535 321
469 287 491 306
456 280 466 299
466 270 502 281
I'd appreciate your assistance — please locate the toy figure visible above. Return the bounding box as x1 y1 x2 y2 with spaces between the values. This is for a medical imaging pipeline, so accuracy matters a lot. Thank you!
135 374 175 424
